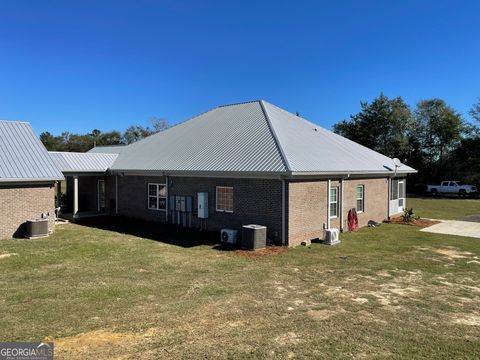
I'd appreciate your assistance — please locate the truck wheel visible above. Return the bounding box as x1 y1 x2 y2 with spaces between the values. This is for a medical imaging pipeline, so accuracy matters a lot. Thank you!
431 189 438 197
459 190 466 198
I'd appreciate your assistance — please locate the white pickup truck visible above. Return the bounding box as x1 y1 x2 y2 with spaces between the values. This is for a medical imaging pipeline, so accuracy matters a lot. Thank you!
427 181 477 197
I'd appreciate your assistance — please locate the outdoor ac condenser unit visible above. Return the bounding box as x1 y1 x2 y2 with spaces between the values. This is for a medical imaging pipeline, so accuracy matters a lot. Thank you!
25 218 49 239
325 228 340 245
221 229 239 245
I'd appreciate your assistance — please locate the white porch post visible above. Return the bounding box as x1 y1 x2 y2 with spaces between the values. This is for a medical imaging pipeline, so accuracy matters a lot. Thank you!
73 176 79 219
340 178 344 232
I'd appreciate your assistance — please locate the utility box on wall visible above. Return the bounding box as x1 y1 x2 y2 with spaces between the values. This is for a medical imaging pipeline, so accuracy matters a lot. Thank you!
197 192 208 218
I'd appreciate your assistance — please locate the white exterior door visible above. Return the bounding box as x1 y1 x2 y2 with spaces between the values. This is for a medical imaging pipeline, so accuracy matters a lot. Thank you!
389 178 406 215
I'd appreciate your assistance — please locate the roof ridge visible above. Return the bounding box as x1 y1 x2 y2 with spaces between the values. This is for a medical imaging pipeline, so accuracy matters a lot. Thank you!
0 119 30 124
217 100 263 108
259 100 291 172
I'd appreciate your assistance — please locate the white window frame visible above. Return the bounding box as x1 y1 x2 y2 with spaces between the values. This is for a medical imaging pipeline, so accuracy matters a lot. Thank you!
147 183 167 211
356 185 364 213
216 186 234 213
329 187 338 218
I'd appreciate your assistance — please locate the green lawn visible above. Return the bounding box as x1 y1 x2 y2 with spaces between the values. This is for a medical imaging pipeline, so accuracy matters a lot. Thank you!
0 217 479 359
408 196 480 220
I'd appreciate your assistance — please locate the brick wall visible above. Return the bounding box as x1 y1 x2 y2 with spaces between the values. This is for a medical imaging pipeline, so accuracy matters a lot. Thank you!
117 175 283 243
287 177 389 247
0 183 56 240
287 180 328 247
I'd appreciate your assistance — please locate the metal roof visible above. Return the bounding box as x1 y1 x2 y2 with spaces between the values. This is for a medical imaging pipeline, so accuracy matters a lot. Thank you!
262 101 417 174
0 120 64 182
110 100 416 176
49 151 118 173
111 101 287 173
87 145 129 154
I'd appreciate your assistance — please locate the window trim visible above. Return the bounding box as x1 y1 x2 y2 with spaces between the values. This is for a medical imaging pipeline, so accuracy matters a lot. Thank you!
147 183 167 211
329 186 339 219
356 184 364 213
215 186 234 213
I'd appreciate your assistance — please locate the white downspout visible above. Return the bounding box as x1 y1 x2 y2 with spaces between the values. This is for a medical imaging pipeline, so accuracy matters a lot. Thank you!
73 175 78 219
327 179 331 229
281 179 286 245
340 178 344 232
387 177 391 219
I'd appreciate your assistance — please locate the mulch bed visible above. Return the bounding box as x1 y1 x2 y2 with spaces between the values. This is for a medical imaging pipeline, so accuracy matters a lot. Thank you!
385 217 441 229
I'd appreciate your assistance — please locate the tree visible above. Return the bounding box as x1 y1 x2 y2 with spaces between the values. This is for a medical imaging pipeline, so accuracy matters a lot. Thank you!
122 125 153 144
39 132 63 151
414 99 464 164
333 93 412 159
469 98 480 123
150 117 169 132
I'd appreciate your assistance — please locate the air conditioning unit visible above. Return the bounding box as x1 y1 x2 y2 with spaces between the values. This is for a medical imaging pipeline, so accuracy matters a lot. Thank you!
221 229 239 245
25 218 49 239
325 228 340 245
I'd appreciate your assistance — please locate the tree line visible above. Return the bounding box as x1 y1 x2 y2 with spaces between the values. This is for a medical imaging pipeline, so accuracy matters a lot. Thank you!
333 94 480 190
40 117 168 152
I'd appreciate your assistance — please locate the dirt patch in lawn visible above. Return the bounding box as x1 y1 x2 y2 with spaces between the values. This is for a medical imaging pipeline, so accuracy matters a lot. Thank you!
461 214 480 223
0 253 18 259
452 314 480 326
434 247 474 259
385 218 441 228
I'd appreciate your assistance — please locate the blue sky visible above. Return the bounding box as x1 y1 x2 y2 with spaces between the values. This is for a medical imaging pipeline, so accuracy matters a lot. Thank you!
0 0 479 134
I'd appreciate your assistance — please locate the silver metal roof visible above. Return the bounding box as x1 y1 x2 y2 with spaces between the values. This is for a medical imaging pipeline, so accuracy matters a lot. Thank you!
110 100 415 176
111 101 287 173
49 151 118 173
87 145 129 154
262 101 416 174
0 120 64 182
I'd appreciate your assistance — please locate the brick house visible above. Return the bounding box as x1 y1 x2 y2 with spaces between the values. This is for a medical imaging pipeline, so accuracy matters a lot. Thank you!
0 121 63 239
1 101 416 245
81 100 415 246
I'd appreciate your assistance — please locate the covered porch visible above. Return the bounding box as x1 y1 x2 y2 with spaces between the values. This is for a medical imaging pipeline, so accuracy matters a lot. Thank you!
49 151 118 220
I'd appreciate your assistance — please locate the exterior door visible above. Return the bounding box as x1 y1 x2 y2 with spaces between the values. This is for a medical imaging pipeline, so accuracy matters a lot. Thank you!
397 180 405 213
97 180 106 211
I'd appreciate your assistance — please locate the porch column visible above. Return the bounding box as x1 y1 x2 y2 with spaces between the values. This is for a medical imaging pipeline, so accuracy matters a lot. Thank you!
56 181 62 207
73 176 79 219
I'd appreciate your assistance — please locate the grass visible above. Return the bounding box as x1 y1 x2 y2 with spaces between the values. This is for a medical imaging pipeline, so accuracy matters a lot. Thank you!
0 215 479 359
408 196 480 220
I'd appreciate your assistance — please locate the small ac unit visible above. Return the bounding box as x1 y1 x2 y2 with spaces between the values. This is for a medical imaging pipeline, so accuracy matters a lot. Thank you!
325 228 340 245
221 229 239 245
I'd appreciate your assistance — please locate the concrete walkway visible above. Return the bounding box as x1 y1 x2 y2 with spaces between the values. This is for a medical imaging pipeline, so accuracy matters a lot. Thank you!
421 220 480 239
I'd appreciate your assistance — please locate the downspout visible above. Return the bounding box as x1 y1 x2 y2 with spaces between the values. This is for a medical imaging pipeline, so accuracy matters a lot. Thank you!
339 174 350 232
387 176 391 220
327 179 331 229
340 178 344 232
165 175 169 222
281 179 286 245
115 175 118 215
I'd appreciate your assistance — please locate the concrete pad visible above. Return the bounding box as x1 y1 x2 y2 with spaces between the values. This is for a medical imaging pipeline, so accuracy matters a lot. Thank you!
421 220 480 239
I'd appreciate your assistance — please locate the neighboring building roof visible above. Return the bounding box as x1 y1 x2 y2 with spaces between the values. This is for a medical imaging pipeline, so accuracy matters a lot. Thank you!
110 100 416 176
49 151 118 173
0 120 64 182
87 145 129 154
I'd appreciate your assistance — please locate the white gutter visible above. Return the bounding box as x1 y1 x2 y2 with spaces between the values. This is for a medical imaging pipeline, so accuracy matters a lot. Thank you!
340 178 344 232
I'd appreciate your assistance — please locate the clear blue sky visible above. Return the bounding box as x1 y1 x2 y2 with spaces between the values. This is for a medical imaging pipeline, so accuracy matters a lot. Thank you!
0 0 479 134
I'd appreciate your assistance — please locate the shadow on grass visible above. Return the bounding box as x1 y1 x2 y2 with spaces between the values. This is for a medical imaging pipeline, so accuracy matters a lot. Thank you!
75 215 222 248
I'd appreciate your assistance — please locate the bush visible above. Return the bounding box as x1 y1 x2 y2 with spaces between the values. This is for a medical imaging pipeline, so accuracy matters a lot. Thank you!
402 207 419 223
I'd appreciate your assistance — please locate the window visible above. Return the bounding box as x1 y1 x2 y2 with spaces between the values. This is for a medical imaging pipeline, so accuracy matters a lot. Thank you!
356 185 364 212
329 187 338 218
216 186 233 213
148 183 166 211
